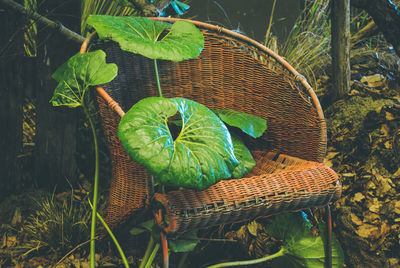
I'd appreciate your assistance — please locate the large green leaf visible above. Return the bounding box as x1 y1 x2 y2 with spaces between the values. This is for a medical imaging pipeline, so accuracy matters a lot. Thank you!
231 134 256 179
169 231 199 253
87 16 204 62
130 219 161 241
50 50 118 108
266 213 344 268
213 109 267 138
118 97 238 190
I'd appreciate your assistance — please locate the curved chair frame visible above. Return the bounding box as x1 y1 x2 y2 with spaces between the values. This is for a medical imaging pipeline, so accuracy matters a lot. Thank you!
81 18 341 236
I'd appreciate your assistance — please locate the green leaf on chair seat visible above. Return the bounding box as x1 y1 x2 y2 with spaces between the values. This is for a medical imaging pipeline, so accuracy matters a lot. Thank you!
231 134 256 179
50 50 117 108
213 109 267 138
87 16 204 62
118 97 239 190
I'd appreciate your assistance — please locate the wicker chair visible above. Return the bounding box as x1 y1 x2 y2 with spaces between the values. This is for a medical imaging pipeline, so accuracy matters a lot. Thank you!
87 18 341 237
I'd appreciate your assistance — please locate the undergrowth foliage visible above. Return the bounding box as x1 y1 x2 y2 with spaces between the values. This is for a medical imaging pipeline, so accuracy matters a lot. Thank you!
20 192 92 257
265 0 331 94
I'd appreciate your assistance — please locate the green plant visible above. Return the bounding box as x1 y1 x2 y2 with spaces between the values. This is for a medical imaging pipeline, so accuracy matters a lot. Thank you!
52 16 267 267
87 16 267 191
265 0 331 94
208 212 344 268
50 50 118 267
130 219 200 267
81 0 138 35
20 191 92 258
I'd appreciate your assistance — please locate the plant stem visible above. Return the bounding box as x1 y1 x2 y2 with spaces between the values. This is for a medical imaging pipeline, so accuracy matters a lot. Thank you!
154 59 163 97
177 252 189 268
160 231 169 268
145 243 160 268
83 104 99 268
207 248 285 268
139 236 155 268
88 199 130 268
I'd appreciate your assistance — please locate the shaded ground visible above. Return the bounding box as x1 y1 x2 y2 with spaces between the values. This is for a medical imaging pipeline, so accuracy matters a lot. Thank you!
326 82 400 267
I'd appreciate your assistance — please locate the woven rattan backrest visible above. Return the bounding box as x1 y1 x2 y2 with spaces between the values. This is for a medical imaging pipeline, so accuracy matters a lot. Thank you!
95 18 328 228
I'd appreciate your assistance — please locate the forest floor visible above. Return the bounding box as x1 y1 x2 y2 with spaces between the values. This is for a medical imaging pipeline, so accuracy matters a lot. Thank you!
1 50 400 268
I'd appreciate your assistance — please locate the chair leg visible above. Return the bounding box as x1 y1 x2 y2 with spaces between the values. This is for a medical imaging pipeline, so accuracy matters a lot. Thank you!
325 204 332 268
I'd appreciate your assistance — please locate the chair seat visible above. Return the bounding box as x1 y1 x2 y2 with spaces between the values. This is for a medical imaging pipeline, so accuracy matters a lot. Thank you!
154 151 341 236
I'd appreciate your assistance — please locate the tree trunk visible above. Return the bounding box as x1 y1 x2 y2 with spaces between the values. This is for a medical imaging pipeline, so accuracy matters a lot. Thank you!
331 0 351 101
0 2 26 200
351 0 400 57
33 0 81 191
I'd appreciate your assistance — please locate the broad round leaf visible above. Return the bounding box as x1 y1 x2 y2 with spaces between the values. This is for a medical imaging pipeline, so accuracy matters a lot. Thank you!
169 231 199 253
118 97 238 190
50 50 118 108
213 109 267 138
87 16 204 62
231 134 256 179
267 213 344 268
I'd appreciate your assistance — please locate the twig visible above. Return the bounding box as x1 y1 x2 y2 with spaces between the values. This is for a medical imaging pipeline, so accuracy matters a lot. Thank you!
55 239 93 267
0 0 84 44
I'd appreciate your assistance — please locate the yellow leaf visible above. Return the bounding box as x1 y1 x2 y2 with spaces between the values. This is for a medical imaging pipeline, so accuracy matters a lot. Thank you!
247 221 260 237
350 213 363 226
384 141 391 149
353 193 365 202
381 124 390 136
386 112 395 121
356 224 379 238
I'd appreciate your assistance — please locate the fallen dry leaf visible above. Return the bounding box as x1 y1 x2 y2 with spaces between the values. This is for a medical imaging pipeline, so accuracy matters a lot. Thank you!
381 124 390 136
247 221 261 237
236 225 248 242
363 212 380 224
353 193 365 202
368 200 381 214
350 213 363 226
356 223 379 238
384 141 391 149
6 235 17 248
385 111 396 121
393 201 400 214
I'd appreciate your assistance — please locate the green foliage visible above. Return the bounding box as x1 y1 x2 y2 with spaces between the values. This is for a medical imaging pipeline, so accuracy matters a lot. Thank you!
130 219 160 237
130 219 199 254
112 0 134 8
80 0 138 35
213 109 267 139
86 16 204 62
51 50 118 108
21 192 92 256
168 231 199 253
266 212 344 268
23 0 38 57
265 0 331 94
231 134 256 179
118 97 239 190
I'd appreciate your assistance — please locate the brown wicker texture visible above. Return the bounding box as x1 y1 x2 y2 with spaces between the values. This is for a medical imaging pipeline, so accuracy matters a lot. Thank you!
92 18 341 233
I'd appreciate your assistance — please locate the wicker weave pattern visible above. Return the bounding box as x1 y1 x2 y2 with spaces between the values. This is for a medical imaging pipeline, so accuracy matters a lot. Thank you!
92 18 341 232
97 97 151 227
155 152 340 235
